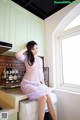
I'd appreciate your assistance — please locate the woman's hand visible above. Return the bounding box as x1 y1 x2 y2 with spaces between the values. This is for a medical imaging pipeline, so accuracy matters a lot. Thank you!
40 81 45 84
15 47 27 58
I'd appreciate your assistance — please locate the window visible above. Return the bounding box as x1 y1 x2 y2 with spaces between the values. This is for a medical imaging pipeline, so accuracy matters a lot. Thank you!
55 13 80 92
61 35 80 86
65 14 80 30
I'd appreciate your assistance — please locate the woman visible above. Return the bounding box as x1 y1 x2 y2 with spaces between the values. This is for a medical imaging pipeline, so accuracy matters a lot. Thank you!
15 41 57 120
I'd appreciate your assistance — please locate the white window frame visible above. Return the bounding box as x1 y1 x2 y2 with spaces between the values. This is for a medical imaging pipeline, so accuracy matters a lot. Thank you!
55 25 80 92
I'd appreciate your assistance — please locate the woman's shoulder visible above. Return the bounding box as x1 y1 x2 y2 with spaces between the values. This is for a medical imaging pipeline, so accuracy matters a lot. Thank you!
37 56 43 62
37 56 41 60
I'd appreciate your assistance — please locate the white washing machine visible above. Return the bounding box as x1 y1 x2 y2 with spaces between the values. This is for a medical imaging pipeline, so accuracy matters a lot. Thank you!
19 92 57 120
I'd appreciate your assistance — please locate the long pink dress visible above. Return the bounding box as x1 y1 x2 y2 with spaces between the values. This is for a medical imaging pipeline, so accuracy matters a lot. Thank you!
16 54 50 101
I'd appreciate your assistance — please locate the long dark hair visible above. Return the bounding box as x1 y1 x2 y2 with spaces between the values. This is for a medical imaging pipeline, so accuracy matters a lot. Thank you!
26 41 37 66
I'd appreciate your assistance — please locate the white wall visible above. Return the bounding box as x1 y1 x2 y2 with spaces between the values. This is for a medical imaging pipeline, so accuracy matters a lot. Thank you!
55 90 80 120
45 3 80 120
44 3 78 87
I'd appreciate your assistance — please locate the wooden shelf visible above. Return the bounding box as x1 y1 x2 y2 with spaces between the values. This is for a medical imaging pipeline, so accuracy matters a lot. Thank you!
0 88 28 112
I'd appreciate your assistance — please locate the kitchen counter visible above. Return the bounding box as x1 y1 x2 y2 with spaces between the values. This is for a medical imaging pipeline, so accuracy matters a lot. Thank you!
0 87 54 112
0 88 28 112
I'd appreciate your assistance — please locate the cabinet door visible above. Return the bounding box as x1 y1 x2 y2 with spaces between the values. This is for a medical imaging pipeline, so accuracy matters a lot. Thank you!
10 1 30 52
35 19 45 56
9 1 45 55
30 14 45 56
0 0 10 42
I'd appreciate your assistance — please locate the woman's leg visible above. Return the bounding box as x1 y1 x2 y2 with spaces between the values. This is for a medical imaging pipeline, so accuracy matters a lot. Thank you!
38 96 47 120
46 95 57 120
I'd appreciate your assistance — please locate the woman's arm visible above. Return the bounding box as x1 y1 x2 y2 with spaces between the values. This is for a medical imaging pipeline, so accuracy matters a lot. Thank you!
15 48 27 61
38 58 45 84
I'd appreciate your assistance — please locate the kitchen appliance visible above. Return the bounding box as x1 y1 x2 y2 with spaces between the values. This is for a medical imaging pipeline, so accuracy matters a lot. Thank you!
19 92 57 120
0 41 12 54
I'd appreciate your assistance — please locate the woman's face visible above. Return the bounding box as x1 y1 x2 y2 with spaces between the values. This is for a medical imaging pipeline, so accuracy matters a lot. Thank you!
31 45 38 56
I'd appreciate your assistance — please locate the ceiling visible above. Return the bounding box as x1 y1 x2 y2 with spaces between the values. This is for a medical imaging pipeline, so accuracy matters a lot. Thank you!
12 0 75 20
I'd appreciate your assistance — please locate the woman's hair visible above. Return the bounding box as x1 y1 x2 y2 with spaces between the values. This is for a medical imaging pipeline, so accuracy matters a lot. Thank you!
26 41 37 66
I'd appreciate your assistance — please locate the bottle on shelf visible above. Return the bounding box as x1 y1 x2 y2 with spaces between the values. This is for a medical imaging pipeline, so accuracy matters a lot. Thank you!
2 68 6 80
13 69 18 81
8 68 13 81
12 69 15 80
6 68 9 81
